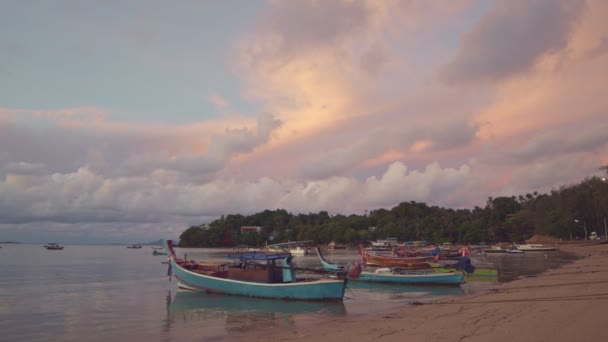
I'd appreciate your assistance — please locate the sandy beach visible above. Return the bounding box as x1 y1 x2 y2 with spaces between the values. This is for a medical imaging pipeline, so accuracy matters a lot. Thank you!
242 242 608 342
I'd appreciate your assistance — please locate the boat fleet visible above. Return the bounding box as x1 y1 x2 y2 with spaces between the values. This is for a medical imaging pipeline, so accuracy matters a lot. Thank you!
160 238 556 302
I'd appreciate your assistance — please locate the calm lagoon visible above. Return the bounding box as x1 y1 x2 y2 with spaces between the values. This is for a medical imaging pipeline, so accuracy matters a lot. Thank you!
0 244 576 341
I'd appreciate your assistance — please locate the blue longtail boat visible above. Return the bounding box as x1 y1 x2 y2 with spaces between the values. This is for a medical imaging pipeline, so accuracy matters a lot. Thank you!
164 240 349 301
315 248 463 286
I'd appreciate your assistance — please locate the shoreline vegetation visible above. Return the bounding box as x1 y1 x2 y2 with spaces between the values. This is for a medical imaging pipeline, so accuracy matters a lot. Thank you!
238 241 608 342
178 176 608 248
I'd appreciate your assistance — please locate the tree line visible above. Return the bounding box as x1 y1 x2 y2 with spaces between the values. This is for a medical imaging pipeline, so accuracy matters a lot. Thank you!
178 174 608 247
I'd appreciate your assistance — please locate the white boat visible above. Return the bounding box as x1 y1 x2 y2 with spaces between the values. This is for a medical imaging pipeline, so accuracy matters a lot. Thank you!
482 246 506 253
506 249 524 254
289 245 311 255
266 240 313 255
44 243 64 250
515 244 558 251
371 238 398 247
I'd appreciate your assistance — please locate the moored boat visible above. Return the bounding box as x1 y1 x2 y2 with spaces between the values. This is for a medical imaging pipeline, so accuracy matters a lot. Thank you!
515 244 558 251
506 249 524 254
357 268 464 285
44 243 64 250
153 249 168 256
482 246 507 253
127 244 142 249
266 240 313 255
360 245 435 268
164 240 349 301
315 248 463 285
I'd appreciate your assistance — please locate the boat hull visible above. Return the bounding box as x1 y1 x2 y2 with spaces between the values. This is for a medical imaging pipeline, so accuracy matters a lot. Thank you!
170 260 347 301
516 245 558 251
362 252 434 268
355 270 463 285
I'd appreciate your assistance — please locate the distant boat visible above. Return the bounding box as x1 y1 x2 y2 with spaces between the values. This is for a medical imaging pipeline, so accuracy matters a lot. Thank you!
359 245 435 268
153 250 168 256
126 245 142 249
266 240 313 255
327 241 347 249
515 244 558 251
44 243 64 250
164 240 349 301
482 246 507 253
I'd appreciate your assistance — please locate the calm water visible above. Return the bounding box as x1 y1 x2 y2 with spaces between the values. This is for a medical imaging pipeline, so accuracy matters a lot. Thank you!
0 244 577 341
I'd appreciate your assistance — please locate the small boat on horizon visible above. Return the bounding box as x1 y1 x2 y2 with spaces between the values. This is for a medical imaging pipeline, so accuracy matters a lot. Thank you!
44 243 64 250
126 244 142 249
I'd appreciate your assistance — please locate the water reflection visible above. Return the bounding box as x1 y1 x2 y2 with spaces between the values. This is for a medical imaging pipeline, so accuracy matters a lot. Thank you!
167 290 346 334
472 250 577 282
347 281 464 297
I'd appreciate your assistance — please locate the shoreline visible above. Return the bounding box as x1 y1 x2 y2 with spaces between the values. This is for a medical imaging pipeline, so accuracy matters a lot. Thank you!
240 241 608 341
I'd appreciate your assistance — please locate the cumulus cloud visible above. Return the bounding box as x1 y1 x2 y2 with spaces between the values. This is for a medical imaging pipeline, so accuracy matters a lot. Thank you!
441 0 586 84
2 0 608 244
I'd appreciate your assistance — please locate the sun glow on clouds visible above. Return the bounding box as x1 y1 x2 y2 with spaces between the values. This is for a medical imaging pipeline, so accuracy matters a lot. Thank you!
2 0 608 243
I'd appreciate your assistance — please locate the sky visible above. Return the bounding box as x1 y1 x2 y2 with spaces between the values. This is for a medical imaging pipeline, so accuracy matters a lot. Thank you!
1 0 607 244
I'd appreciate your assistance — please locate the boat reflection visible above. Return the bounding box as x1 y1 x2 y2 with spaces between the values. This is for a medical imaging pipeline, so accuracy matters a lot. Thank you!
346 280 464 300
167 289 346 334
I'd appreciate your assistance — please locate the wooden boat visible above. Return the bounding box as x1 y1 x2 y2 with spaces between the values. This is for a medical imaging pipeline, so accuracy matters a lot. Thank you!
44 243 64 250
357 268 463 285
315 248 463 285
164 240 349 301
429 261 498 277
315 248 345 271
360 246 435 268
515 244 558 251
391 245 441 257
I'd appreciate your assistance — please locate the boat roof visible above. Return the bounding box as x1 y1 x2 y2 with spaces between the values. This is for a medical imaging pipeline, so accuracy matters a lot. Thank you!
267 240 314 248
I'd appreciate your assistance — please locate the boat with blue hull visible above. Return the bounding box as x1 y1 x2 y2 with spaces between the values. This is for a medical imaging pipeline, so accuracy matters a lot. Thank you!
356 268 463 285
315 248 463 285
164 240 349 301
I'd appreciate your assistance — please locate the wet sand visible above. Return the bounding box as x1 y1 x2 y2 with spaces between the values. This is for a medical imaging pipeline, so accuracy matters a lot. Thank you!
242 242 608 342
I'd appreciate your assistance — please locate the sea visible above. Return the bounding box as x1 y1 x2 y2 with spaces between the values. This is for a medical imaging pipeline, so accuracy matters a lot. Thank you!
0 244 577 342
